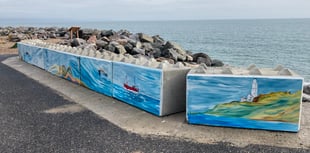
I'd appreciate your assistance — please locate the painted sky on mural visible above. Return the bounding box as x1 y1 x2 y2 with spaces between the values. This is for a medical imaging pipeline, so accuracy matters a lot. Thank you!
1 0 310 21
187 76 302 112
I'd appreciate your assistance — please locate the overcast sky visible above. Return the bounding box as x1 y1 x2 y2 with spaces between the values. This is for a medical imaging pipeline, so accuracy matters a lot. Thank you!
1 0 310 21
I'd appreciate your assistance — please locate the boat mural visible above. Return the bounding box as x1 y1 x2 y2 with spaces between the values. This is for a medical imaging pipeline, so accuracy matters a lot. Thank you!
187 76 303 132
124 76 139 93
112 62 161 116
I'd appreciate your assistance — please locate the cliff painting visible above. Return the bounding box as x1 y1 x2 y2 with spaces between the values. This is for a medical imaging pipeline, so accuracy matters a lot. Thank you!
187 76 303 132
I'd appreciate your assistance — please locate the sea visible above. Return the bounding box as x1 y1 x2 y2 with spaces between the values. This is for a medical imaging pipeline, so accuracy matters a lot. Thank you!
2 19 310 81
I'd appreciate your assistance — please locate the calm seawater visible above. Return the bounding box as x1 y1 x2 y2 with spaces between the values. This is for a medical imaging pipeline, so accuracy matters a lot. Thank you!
2 19 310 81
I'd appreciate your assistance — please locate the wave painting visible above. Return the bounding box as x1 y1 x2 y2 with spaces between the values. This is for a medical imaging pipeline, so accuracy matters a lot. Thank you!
80 57 113 97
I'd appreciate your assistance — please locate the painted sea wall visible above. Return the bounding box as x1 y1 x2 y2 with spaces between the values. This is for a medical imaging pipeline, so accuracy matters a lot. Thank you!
45 49 80 84
80 56 113 97
113 62 162 116
187 74 303 132
18 43 45 69
17 41 189 116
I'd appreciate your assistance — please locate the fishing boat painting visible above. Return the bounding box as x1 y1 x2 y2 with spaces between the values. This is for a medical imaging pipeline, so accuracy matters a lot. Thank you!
112 62 161 116
187 75 303 132
124 76 139 93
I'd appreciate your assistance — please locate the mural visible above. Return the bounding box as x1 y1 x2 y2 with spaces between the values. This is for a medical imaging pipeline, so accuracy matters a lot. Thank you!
18 44 45 69
113 62 162 116
187 76 303 132
45 49 80 84
80 57 113 97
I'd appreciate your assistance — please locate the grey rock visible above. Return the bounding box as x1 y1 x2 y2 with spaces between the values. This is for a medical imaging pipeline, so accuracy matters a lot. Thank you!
162 48 186 61
135 41 142 49
152 35 165 45
96 40 108 48
138 33 154 43
71 38 86 47
192 53 212 62
211 59 224 67
114 44 127 54
49 33 57 38
197 57 212 66
105 44 116 52
101 29 115 37
164 41 187 56
303 93 310 102
151 48 161 58
124 43 134 53
142 42 154 53
186 55 193 62
132 48 145 55
303 83 310 95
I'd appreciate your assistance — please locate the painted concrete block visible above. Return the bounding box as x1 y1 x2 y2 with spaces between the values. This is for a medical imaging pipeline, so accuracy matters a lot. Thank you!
113 62 162 116
113 61 190 116
80 56 113 97
18 43 45 69
187 65 304 132
45 49 80 84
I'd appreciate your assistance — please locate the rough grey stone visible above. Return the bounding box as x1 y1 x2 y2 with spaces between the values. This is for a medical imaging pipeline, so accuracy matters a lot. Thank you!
211 59 224 67
138 33 154 43
132 48 145 55
304 83 310 95
96 40 108 48
71 38 86 47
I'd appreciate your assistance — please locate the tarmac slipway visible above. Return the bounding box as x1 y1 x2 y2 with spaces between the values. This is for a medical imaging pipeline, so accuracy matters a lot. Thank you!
2 56 310 150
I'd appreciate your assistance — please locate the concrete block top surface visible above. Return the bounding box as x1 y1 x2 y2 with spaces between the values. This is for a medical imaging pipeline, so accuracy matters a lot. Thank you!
20 39 191 71
189 63 302 78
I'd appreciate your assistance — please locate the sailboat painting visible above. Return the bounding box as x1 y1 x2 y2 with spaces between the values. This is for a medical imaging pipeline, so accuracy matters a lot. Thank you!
187 75 303 132
18 43 45 69
112 62 162 116
80 57 113 97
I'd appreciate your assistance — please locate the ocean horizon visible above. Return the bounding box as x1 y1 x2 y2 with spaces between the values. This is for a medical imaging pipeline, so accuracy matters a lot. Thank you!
2 18 309 81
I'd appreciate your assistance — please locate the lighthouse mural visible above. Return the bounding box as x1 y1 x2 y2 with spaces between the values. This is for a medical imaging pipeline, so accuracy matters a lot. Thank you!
187 76 303 132
241 79 258 102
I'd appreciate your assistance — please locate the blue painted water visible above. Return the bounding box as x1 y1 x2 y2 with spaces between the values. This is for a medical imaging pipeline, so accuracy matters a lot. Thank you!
80 57 113 97
113 84 160 116
187 114 298 132
2 19 310 81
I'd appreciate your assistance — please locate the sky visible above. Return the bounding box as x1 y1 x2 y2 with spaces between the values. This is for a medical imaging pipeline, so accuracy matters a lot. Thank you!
0 0 310 21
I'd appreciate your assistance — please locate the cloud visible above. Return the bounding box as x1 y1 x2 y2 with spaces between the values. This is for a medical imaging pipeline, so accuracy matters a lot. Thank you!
0 0 310 21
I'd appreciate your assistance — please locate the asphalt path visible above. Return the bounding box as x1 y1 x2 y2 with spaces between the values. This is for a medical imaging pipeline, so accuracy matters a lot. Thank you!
0 55 309 153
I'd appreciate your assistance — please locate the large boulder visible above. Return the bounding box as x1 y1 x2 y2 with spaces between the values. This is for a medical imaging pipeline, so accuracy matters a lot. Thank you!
162 48 186 61
71 38 86 47
101 29 115 37
192 53 212 66
163 41 187 55
96 40 108 49
303 93 310 102
132 47 145 55
138 33 154 43
152 35 165 45
124 43 134 53
110 42 126 54
304 83 310 95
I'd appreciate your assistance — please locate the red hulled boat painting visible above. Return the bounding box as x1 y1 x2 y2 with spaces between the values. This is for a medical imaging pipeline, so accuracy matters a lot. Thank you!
124 76 139 93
